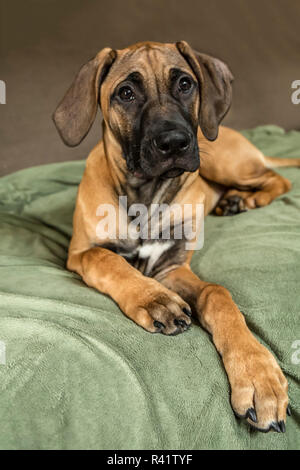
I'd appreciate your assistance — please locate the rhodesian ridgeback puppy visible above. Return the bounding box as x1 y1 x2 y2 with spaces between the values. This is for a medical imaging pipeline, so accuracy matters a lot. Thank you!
53 41 299 433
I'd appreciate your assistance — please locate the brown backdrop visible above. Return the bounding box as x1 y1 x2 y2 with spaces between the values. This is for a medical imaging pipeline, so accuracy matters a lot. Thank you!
0 0 299 176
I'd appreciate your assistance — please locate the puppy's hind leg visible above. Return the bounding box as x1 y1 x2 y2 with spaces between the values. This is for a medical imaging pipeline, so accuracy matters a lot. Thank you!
201 128 299 216
214 145 300 217
215 170 291 216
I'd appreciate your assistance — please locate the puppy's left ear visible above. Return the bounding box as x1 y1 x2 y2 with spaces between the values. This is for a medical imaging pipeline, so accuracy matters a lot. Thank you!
176 41 234 141
53 47 116 147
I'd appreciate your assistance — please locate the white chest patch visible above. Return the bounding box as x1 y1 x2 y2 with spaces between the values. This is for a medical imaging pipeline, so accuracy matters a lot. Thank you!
138 241 174 275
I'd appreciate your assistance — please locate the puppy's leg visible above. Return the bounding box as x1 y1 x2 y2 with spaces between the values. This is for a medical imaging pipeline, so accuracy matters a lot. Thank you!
200 128 297 215
214 168 292 215
68 248 192 335
215 169 292 215
160 265 289 432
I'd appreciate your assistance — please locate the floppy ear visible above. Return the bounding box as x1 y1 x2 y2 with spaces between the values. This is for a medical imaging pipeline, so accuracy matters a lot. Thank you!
53 48 116 147
176 41 233 141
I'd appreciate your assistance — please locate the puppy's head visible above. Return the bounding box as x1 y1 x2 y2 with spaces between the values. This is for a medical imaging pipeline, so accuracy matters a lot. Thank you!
53 41 233 179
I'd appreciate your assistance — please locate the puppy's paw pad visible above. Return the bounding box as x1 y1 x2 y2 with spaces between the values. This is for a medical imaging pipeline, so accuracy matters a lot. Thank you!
215 195 247 216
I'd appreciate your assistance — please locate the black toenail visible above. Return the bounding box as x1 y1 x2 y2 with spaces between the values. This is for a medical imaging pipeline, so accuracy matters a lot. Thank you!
270 422 281 433
182 307 192 317
153 320 165 330
174 319 187 328
228 199 237 207
246 408 257 423
278 421 286 433
287 405 291 416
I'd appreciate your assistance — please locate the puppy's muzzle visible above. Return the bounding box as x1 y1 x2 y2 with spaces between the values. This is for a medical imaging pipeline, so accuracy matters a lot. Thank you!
139 125 199 179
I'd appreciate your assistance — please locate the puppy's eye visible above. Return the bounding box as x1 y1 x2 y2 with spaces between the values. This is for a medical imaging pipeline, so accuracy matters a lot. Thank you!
178 76 193 93
118 86 135 102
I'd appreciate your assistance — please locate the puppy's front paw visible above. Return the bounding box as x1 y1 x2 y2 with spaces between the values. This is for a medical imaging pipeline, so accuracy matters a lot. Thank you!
125 281 192 335
224 340 289 432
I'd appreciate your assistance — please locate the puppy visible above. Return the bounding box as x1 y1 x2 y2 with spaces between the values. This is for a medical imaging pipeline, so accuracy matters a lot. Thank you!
54 41 299 432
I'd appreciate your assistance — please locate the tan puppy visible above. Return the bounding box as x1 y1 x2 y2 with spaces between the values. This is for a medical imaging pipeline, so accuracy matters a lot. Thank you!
53 41 299 433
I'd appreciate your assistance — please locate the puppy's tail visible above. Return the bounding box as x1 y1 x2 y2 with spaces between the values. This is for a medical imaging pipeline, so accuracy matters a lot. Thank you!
264 155 300 168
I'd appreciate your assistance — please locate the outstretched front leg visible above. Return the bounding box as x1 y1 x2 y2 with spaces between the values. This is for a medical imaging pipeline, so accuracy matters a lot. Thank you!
159 265 290 432
68 247 192 335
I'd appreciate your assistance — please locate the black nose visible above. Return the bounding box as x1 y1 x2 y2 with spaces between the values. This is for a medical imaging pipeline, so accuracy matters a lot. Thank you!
153 130 191 156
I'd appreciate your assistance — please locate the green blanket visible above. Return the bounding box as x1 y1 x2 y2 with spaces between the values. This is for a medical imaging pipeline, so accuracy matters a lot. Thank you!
0 126 299 450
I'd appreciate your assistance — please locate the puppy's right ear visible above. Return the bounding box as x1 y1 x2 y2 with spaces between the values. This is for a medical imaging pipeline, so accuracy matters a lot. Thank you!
53 48 116 147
